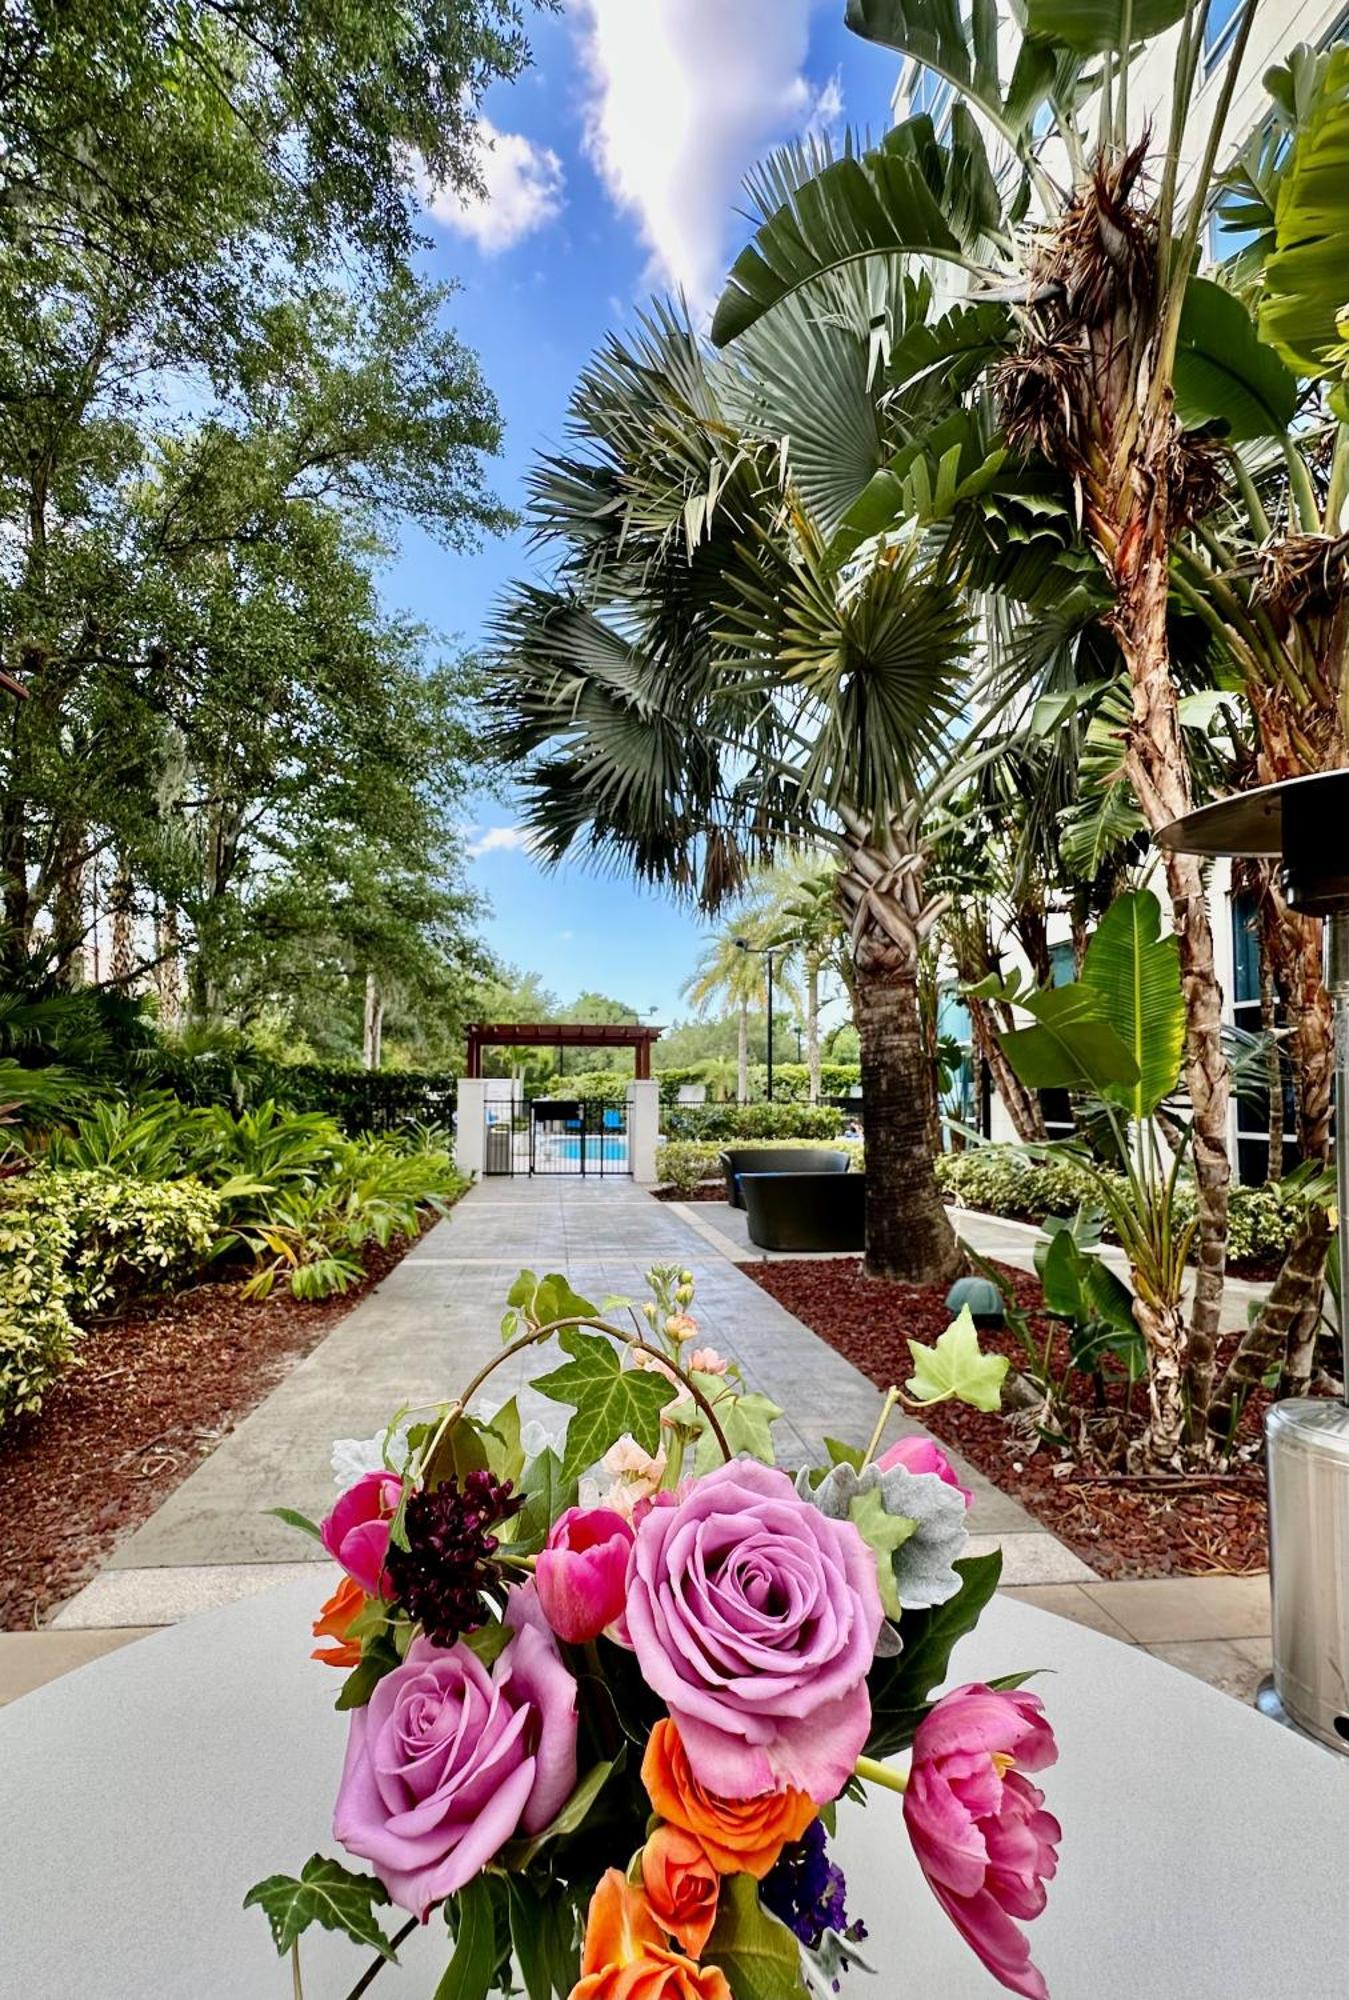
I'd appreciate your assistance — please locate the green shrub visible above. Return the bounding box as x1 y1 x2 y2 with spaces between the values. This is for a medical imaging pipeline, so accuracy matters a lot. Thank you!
655 1135 864 1193
0 1201 79 1428
744 1062 861 1103
6 1169 220 1316
935 1145 1313 1265
661 1103 845 1142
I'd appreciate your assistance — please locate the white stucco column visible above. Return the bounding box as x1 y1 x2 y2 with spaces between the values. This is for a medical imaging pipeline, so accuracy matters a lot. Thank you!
627 1079 660 1185
454 1077 487 1181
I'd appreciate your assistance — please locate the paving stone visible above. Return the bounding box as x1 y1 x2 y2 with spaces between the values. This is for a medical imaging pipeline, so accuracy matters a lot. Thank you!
0 1628 152 1704
1001 1583 1136 1642
1145 1638 1272 1703
53 1564 320 1629
63 1179 1089 1618
1080 1574 1271 1644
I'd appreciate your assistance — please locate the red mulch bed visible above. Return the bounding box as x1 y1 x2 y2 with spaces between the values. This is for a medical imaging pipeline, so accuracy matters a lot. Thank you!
745 1257 1271 1581
652 1184 726 1203
0 1235 419 1630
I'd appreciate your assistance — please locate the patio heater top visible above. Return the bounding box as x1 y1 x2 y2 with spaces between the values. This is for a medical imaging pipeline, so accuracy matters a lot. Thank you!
1156 769 1349 916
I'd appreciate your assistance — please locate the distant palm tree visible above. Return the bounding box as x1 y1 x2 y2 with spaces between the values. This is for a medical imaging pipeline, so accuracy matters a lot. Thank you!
680 917 801 1104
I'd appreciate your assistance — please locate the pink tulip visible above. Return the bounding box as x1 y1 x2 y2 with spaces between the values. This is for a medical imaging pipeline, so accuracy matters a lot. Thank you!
536 1506 635 1644
903 1683 1060 2000
319 1470 402 1599
877 1433 975 1508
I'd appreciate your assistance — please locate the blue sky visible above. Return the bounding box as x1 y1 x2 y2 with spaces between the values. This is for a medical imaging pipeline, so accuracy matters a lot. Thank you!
383 2 902 1023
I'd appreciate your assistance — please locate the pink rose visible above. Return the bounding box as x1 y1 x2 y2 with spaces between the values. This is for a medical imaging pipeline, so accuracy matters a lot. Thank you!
536 1506 635 1644
903 1683 1060 2000
320 1470 402 1598
625 1459 882 1802
333 1585 578 1920
876 1434 974 1508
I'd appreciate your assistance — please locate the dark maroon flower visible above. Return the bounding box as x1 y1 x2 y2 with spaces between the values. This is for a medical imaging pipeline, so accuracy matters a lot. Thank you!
386 1469 524 1647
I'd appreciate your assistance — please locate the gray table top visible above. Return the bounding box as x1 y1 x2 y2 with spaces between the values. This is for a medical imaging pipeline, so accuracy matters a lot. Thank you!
2 1579 1347 1999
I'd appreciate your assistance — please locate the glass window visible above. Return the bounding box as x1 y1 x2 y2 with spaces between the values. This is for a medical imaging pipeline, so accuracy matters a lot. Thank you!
1204 0 1244 67
912 69 953 128
1049 940 1075 987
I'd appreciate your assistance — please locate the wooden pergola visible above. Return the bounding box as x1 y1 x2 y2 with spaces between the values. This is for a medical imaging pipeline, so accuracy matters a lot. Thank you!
464 1021 663 1080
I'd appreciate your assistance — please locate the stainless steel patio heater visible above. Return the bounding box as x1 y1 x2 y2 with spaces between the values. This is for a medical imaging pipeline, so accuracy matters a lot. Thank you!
1159 771 1349 1751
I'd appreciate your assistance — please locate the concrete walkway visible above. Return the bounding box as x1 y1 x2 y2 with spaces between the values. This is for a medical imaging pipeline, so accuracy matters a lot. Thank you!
5 1180 1272 1708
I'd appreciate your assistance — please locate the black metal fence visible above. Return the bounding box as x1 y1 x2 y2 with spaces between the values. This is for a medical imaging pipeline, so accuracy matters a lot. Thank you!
484 1095 630 1177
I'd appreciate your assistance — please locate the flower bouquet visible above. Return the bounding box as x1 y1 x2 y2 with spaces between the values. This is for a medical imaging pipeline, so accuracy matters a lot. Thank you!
247 1265 1060 1999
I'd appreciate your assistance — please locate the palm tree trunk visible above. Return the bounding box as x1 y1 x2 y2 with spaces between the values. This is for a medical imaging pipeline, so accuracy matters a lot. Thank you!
970 995 1047 1143
853 949 963 1283
108 855 135 988
1133 1296 1188 1468
806 960 821 1104
1211 1205 1331 1439
736 1001 749 1104
154 904 184 1031
363 971 384 1070
1114 485 1231 1444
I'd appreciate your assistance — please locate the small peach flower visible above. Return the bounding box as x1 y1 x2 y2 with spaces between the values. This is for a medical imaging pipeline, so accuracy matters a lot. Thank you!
641 1826 719 1957
686 1348 727 1377
311 1575 366 1667
664 1313 698 1344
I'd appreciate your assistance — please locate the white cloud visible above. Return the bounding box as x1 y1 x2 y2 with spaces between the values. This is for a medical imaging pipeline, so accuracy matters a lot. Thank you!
467 825 535 859
427 118 564 254
572 0 824 309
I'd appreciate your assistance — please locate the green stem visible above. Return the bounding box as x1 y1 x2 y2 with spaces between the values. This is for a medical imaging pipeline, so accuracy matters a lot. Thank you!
859 1387 900 1470
342 1918 420 2000
292 1941 304 2000
855 1754 909 1795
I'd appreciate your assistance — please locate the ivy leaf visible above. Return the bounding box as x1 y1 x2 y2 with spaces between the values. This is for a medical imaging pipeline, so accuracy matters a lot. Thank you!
433 1876 503 2000
705 1874 809 2000
480 1394 525 1484
531 1273 599 1327
824 1436 865 1471
533 1328 677 1481
690 1387 784 1476
905 1306 1009 1412
243 1854 394 1960
847 1484 915 1622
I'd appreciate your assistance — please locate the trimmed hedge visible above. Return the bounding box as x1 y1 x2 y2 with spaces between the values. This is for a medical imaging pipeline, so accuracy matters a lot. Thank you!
744 1061 861 1103
0 1170 221 1427
661 1103 845 1142
935 1146 1314 1265
276 1066 458 1134
656 1136 864 1195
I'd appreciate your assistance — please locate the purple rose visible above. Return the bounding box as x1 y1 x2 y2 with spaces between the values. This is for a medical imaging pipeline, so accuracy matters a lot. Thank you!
625 1459 883 1803
333 1584 577 1918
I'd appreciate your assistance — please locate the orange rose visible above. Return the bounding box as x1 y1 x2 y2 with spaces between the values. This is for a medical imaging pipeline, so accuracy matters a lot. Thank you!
311 1575 366 1667
569 1871 729 2000
640 1827 719 1958
642 1720 816 1880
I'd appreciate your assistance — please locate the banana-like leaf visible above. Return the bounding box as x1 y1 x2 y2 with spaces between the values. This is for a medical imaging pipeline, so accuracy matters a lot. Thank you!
1023 0 1186 55
1174 277 1297 440
1258 45 1349 377
1080 890 1185 1119
713 121 1002 349
999 984 1141 1094
845 0 1063 137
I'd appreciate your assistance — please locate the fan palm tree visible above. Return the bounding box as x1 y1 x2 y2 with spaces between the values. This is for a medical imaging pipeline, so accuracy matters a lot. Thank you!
486 287 995 1282
707 0 1349 1438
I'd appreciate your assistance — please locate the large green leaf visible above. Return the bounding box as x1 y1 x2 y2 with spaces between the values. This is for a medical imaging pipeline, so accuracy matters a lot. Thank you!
845 0 1062 136
1174 277 1297 440
1023 0 1186 55
1080 889 1185 1118
713 123 1000 349
1259 46 1349 376
865 1551 1003 1756
998 983 1141 1096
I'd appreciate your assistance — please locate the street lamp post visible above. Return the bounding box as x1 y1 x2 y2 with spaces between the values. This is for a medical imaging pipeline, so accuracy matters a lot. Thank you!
735 938 778 1101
